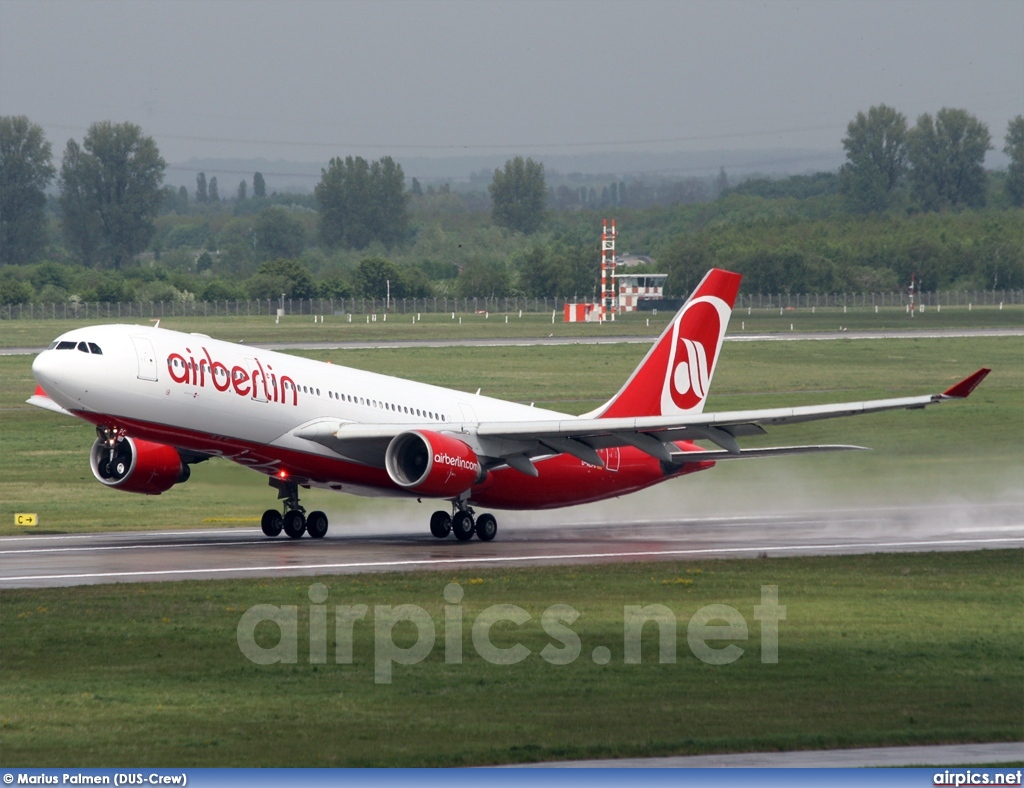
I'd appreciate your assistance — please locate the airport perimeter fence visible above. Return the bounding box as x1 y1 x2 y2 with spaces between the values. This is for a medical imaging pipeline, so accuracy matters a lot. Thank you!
1 289 1022 321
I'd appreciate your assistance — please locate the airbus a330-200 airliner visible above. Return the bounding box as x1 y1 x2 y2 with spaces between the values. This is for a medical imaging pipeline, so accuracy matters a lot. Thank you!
29 269 989 542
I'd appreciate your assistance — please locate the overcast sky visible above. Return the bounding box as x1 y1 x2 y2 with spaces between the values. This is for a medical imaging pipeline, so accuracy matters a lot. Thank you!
1 0 1021 168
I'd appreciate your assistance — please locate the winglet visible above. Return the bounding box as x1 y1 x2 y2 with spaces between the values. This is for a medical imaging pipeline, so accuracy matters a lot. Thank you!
942 368 990 399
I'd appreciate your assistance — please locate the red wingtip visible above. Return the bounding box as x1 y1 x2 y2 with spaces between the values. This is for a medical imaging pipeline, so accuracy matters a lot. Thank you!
942 368 991 398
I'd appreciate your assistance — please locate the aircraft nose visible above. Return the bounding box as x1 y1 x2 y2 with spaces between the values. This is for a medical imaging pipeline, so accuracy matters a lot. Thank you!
32 348 65 395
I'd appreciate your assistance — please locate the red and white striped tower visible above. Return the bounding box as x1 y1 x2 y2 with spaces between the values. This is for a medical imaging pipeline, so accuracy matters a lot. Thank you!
601 219 617 321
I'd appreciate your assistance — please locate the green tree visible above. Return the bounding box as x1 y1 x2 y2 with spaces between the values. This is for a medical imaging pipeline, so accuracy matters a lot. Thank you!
196 172 208 203
371 156 409 248
253 206 305 260
319 274 353 299
839 104 907 213
489 156 546 234
0 275 34 304
907 108 992 210
237 180 247 201
252 171 266 199
200 278 246 301
0 116 55 265
316 155 362 248
315 155 408 250
252 258 317 299
59 122 166 268
456 257 511 297
353 256 403 299
208 176 219 203
31 261 72 292
515 242 597 298
1004 115 1024 207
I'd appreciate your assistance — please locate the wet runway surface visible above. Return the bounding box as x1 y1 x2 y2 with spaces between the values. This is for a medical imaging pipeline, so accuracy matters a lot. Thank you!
2 502 1021 588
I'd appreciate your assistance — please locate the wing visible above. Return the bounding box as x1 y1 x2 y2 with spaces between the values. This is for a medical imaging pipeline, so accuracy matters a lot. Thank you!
26 385 73 417
295 368 990 474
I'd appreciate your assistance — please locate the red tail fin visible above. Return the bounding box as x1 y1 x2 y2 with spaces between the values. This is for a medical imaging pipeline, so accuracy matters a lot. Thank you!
595 268 741 418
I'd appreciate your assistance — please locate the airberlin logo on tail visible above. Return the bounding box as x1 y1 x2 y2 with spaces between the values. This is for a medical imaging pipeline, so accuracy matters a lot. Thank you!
661 296 730 414
674 336 711 402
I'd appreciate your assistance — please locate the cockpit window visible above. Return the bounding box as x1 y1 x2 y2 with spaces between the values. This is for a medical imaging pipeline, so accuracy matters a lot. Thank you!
56 340 103 354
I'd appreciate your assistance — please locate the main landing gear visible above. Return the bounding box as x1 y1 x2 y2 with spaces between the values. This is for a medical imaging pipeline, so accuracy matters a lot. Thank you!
429 502 497 542
261 479 328 539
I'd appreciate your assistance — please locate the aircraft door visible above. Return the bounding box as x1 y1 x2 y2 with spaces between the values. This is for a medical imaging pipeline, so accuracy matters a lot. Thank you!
131 337 158 381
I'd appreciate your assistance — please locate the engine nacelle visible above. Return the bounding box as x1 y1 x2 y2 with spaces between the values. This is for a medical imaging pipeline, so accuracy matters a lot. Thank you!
385 430 484 498
90 436 190 495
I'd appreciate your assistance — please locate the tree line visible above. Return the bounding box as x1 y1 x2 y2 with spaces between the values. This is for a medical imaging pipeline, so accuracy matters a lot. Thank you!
1 107 1022 306
840 104 1022 213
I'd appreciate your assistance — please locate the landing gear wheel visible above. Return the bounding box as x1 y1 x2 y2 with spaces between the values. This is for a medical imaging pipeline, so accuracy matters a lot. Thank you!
430 511 452 538
452 511 475 541
475 513 497 541
261 509 283 537
306 510 329 539
283 510 306 539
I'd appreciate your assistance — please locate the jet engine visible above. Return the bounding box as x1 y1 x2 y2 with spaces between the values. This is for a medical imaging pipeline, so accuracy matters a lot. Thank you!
385 430 485 498
89 435 190 495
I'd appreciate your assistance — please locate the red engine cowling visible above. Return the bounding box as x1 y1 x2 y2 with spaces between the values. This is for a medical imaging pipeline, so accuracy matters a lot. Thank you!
89 436 190 495
385 430 484 498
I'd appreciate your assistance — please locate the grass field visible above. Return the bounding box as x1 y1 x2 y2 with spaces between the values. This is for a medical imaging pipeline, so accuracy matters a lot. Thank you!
1 333 1020 536
0 302 1021 348
1 550 1021 766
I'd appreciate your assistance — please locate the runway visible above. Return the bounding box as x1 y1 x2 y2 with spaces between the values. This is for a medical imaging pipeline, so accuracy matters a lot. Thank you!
1 502 1020 588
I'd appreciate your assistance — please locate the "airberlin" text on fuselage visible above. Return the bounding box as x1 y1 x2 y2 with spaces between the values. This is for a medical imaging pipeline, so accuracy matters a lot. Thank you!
166 347 298 406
